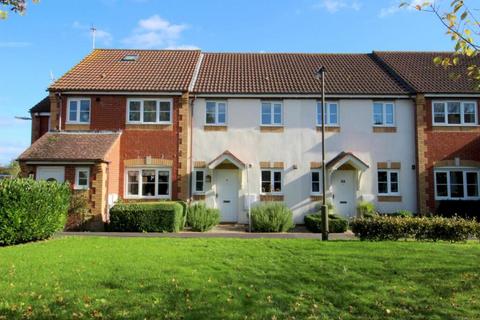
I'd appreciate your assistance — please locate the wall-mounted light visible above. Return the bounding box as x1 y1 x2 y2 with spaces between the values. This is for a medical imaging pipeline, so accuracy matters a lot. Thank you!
411 164 416 170
292 164 298 170
206 175 212 183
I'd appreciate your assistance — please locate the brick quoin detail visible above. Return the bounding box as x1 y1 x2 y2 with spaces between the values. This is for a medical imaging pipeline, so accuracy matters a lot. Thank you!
417 96 480 214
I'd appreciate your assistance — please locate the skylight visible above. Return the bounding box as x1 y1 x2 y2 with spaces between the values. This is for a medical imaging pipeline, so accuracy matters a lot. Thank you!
121 54 139 62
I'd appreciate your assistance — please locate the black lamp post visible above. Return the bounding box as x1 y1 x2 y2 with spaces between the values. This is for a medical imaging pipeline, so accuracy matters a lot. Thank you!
315 67 329 241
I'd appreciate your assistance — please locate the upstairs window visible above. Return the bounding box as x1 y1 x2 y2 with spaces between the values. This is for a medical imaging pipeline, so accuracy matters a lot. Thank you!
316 102 339 126
261 102 283 126
127 99 172 124
261 169 282 193
377 170 399 195
435 169 479 200
373 102 395 126
205 101 227 125
67 98 90 123
433 101 477 125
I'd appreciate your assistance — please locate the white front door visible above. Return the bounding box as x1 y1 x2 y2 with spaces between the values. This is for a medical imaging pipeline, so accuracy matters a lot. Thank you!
36 166 65 183
215 169 239 222
331 170 356 218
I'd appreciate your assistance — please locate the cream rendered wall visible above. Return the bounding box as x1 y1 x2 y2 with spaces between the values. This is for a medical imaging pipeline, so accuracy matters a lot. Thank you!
192 98 417 223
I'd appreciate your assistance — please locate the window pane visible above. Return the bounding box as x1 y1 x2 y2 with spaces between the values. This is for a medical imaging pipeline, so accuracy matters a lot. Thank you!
69 101 78 121
378 171 388 182
218 103 226 124
261 103 271 124
158 171 169 195
316 103 322 125
373 103 383 125
261 170 271 192
463 103 476 124
435 172 448 197
142 170 156 196
129 101 141 121
450 171 464 198
378 171 388 194
206 102 216 124
433 103 446 123
159 102 171 122
78 171 88 186
378 183 388 194
79 100 90 122
143 101 157 123
466 172 478 197
385 104 394 125
273 171 282 192
127 171 139 196
312 171 320 193
206 112 216 124
329 104 338 124
195 171 204 192
447 102 461 124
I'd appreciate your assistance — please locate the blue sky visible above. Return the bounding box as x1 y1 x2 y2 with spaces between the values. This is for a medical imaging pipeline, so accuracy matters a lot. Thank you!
0 0 452 165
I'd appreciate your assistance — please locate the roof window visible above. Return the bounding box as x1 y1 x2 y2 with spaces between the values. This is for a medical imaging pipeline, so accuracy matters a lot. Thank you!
121 54 139 62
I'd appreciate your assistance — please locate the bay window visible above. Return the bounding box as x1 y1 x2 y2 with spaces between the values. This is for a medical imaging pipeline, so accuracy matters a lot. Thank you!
126 168 171 198
432 101 477 125
435 169 480 199
127 99 172 124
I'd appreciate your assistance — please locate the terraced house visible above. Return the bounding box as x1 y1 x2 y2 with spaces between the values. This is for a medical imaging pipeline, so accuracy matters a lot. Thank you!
18 49 480 226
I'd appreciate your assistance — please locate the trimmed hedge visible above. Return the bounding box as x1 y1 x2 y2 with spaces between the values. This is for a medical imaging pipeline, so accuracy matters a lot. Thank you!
108 202 184 232
251 202 294 232
304 214 348 233
0 178 70 246
186 203 220 232
351 215 480 242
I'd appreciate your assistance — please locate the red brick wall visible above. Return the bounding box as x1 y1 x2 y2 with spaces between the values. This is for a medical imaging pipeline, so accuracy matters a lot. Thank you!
422 98 480 211
59 94 182 199
31 115 49 143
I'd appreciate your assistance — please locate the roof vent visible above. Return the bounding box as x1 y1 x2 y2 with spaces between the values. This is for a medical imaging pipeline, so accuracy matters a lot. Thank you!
121 54 139 62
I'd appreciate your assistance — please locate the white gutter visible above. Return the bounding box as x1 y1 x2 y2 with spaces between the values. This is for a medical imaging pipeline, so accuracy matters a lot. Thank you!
61 91 183 96
194 93 413 99
424 94 480 98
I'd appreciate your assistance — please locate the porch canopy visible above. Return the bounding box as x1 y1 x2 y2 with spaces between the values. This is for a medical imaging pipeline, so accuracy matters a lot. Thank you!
326 152 369 172
208 150 246 170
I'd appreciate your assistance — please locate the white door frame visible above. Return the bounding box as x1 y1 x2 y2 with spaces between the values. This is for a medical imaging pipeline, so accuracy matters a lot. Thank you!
214 169 240 222
331 170 357 218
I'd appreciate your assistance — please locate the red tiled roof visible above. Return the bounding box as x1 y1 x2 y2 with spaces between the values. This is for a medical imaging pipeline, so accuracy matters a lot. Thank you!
18 132 121 162
49 49 201 92
374 51 480 93
193 53 411 95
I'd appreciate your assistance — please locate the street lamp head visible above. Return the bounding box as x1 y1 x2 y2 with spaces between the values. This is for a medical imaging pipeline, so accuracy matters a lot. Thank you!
314 66 326 79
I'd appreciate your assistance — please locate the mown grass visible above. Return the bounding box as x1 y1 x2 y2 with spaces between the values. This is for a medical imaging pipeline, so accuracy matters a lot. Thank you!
0 237 479 319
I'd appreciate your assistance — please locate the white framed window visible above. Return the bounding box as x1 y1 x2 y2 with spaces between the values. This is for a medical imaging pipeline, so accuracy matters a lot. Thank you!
74 167 90 190
373 102 395 126
316 102 339 126
432 101 478 126
193 169 206 193
205 101 227 125
377 170 400 195
434 168 480 200
67 98 91 123
261 102 283 126
311 170 322 194
125 168 171 199
261 169 282 194
127 99 172 124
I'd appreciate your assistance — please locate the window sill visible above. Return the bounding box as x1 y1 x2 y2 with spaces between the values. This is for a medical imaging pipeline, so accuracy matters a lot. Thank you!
431 125 480 132
260 194 284 201
204 125 228 132
73 187 89 191
377 195 402 202
316 126 340 133
372 126 397 133
260 126 284 133
125 123 173 131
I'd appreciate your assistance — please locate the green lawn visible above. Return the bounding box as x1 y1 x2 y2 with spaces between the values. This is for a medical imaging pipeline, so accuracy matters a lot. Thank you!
0 237 479 320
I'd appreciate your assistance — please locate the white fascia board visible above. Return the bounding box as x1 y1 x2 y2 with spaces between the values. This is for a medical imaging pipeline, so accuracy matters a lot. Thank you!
194 93 412 99
61 91 183 96
424 93 480 98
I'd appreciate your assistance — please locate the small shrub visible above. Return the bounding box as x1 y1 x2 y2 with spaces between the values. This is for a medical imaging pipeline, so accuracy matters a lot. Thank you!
251 202 294 232
0 178 71 246
357 201 376 218
351 215 479 242
175 200 188 230
390 210 414 217
304 214 348 233
186 203 220 232
66 192 93 231
108 202 184 232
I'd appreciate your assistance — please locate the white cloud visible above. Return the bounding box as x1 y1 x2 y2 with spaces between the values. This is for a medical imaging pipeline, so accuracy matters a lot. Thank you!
122 15 197 49
0 42 31 48
313 0 361 13
72 21 113 46
165 44 200 50
379 0 434 18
